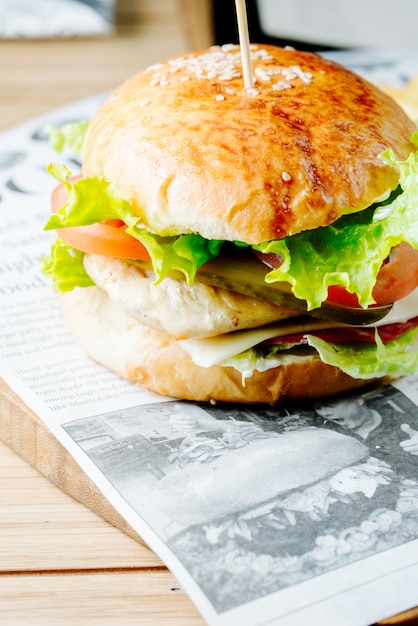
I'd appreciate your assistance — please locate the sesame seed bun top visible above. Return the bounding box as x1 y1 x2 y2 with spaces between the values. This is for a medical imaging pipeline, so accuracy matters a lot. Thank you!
82 44 416 244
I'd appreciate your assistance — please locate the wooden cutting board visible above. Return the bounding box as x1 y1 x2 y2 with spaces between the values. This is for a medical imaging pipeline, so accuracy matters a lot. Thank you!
2 375 418 625
0 377 143 545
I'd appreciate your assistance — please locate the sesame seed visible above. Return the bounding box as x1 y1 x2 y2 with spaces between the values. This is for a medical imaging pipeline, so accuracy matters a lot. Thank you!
299 71 313 84
219 72 240 81
254 67 272 83
282 69 297 80
281 171 292 182
215 94 225 101
146 63 164 72
252 48 273 61
222 43 236 51
289 65 312 84
146 45 314 94
273 81 292 91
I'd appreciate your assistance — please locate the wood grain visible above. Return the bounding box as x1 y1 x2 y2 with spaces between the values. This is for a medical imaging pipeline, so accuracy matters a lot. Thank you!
0 2 417 622
0 439 204 626
0 0 213 131
0 571 204 626
0 4 211 623
0 440 159 572
1 378 416 625
0 378 143 544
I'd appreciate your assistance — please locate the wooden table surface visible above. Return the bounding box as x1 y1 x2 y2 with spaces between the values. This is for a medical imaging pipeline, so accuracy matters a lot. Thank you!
0 2 416 624
0 2 205 623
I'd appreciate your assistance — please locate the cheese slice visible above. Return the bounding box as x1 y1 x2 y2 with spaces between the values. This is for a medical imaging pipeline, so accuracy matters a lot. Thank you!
179 289 418 368
375 289 418 327
180 318 334 367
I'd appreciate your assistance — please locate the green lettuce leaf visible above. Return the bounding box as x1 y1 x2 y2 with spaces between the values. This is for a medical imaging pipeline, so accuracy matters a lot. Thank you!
220 347 312 384
41 239 94 293
44 165 223 286
127 228 223 285
44 135 418 302
253 137 418 310
44 163 138 230
45 120 90 157
307 327 418 379
221 327 418 383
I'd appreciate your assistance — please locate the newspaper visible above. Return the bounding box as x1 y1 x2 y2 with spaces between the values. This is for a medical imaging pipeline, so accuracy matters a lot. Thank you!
1 49 418 626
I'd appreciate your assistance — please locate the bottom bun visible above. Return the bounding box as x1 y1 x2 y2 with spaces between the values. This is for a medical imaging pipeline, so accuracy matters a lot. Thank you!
61 286 372 405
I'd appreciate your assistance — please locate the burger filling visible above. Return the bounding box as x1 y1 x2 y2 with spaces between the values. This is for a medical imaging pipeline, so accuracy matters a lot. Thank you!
42 129 418 383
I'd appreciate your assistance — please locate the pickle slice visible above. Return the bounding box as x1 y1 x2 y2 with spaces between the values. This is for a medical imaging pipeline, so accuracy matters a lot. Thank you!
197 253 392 326
130 251 392 326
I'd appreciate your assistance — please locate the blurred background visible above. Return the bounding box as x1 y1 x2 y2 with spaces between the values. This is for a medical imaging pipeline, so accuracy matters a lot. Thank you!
0 0 212 130
0 0 417 131
212 0 418 50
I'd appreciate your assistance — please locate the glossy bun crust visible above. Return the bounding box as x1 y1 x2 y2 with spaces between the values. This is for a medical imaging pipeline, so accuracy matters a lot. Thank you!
82 44 416 243
61 287 371 405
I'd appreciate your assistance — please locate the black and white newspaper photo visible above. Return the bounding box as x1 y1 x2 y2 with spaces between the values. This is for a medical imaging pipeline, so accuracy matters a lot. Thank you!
1 48 418 626
59 386 418 625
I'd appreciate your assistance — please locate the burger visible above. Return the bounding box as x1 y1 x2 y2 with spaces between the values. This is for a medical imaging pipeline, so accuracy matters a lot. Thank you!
42 44 418 405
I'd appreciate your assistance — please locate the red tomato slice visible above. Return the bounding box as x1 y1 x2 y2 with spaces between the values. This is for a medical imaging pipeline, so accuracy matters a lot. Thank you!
50 176 150 261
256 242 418 308
327 242 418 307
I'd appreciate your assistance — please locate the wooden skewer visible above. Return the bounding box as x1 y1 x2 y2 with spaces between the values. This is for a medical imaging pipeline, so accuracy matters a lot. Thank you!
234 0 254 90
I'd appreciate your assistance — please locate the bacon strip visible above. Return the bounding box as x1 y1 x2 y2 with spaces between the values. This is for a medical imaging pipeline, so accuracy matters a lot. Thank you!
263 316 418 345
